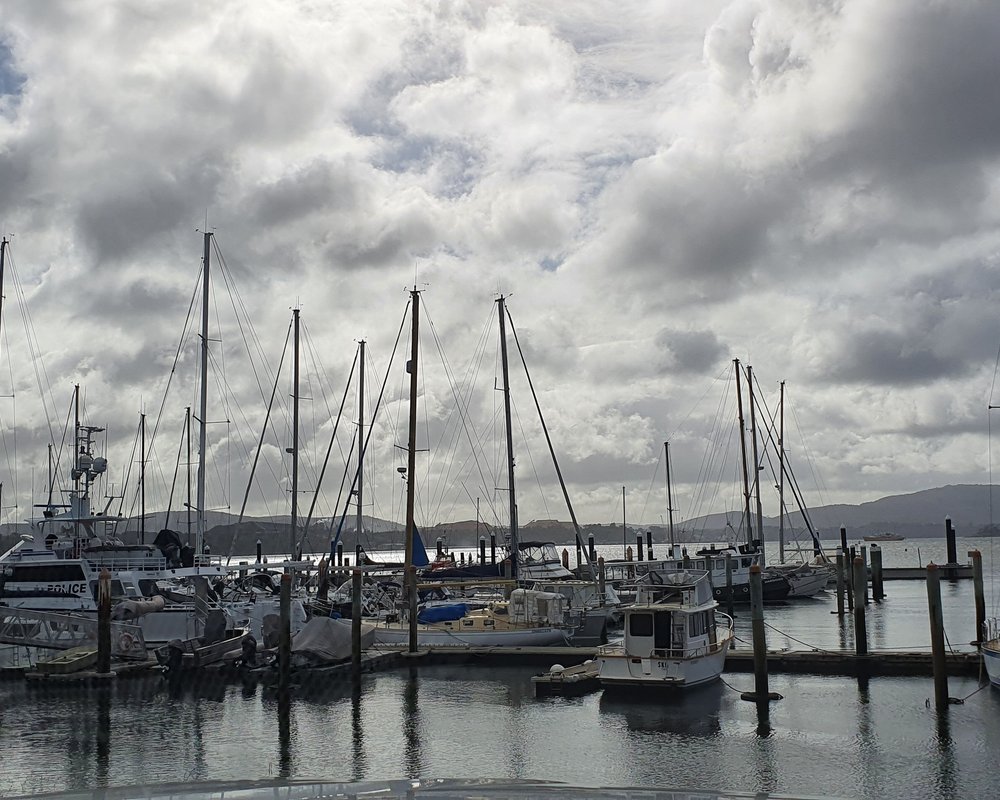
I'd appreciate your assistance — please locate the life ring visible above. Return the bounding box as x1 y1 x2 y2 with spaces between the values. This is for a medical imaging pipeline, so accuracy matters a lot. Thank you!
118 631 137 651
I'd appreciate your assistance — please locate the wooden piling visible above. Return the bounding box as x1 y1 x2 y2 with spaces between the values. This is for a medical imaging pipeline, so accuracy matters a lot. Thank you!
575 539 582 570
847 546 856 612
97 568 111 674
336 541 344 566
588 534 596 562
256 539 263 564
970 550 985 647
646 530 653 561
407 565 418 653
835 551 846 615
740 564 780 704
840 526 848 556
480 536 487 565
279 572 292 690
352 568 362 678
636 534 644 561
490 532 497 564
725 552 735 620
926 563 949 707
870 545 884 602
945 518 957 565
860 545 870 605
561 548 569 569
852 556 868 656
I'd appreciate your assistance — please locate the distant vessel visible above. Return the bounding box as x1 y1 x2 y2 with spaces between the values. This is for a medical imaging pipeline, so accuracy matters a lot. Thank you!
863 532 905 542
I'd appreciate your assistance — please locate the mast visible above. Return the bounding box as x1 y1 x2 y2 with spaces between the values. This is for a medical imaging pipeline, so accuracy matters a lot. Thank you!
734 359 753 545
73 384 80 540
0 239 6 365
139 411 146 544
748 365 765 565
356 339 365 552
404 288 420 653
779 381 785 564
46 443 54 511
290 307 300 558
196 232 211 556
665 441 676 547
185 406 192 543
497 295 518 580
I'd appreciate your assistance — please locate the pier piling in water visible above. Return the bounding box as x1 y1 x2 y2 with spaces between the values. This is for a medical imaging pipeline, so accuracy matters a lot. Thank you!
835 551 846 615
852 557 868 656
337 542 343 566
741 564 780 706
945 518 957 565
352 568 362 678
588 534 596 561
562 548 569 569
725 553 735 620
279 572 292 690
636 534 644 561
646 530 653 561
256 539 263 564
970 550 985 647
491 533 497 564
860 546 869 605
840 526 848 556
480 536 487 564
576 539 582 569
926 563 949 707
847 546 856 612
97 568 111 674
870 546 885 602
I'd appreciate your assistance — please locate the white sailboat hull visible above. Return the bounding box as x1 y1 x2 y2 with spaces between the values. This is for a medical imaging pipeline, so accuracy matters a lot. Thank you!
984 640 1000 687
372 624 570 648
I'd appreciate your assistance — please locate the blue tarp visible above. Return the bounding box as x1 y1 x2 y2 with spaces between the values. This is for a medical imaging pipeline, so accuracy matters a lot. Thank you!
417 603 468 624
413 524 430 567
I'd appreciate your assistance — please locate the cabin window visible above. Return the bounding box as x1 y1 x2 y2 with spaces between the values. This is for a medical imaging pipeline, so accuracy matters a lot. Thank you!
9 564 87 583
629 613 653 638
716 559 725 570
742 558 753 568
654 612 672 649
462 619 474 627
689 612 708 637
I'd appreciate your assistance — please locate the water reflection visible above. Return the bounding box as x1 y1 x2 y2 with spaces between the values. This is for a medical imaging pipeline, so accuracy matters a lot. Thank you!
277 690 292 779
402 667 422 778
933 709 957 799
351 683 366 782
598 683 724 739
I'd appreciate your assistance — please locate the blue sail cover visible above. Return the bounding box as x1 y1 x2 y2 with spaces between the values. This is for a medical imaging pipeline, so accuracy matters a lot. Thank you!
417 603 468 623
413 524 430 567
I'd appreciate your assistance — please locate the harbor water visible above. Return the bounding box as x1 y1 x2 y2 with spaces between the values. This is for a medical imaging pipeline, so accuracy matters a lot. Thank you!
1 536 998 799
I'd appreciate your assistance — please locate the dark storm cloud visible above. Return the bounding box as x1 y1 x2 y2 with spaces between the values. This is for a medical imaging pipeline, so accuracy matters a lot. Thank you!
248 160 363 226
654 328 727 374
75 154 230 263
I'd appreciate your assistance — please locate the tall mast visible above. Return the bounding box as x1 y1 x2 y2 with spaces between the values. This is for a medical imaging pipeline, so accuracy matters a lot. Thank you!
139 411 146 544
404 289 420 654
356 339 365 552
73 384 80 540
734 359 753 545
665 441 676 547
185 406 192 543
497 295 518 580
0 239 6 366
196 232 211 556
748 364 765 564
46 443 54 511
779 381 785 564
290 307 300 558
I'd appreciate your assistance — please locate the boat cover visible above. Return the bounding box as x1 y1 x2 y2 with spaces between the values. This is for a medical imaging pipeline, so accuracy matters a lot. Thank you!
417 603 468 623
291 617 374 662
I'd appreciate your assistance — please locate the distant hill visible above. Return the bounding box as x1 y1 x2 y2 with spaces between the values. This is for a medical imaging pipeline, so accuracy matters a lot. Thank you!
2 485 997 554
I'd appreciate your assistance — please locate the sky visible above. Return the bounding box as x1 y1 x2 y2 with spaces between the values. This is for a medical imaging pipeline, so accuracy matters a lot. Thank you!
2 1 1000 538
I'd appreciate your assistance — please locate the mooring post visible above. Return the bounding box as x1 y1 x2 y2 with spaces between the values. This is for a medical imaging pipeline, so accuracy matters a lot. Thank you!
352 568 362 678
970 550 985 647
355 543 363 567
852 556 868 656
646 530 653 561
945 517 957 565
598 557 606 607
835 551 846 615
336 541 343 566
847 546 856 611
840 526 848 556
860 545 870 606
636 533 644 561
575 539 582 569
97 568 111 674
926 563 949 707
725 552 735 620
436 537 443 557
588 533 596 562
256 538 263 564
870 545 884 602
561 548 570 569
480 536 487 564
490 532 497 564
407 564 418 653
740 564 779 707
279 572 292 690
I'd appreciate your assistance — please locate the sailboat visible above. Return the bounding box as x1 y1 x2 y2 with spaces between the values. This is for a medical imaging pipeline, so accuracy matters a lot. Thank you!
369 291 573 648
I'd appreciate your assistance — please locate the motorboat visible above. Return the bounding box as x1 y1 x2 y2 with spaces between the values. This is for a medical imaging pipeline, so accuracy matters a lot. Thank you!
596 569 733 690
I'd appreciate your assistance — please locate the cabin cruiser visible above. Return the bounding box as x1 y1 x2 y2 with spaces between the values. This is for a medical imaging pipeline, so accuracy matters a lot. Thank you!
596 569 733 690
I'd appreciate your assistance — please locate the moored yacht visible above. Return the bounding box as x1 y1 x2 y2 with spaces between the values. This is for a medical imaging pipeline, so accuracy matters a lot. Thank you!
596 569 733 690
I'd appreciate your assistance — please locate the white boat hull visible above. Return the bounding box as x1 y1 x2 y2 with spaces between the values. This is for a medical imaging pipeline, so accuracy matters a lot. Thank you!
372 624 570 647
597 637 731 690
984 640 1000 687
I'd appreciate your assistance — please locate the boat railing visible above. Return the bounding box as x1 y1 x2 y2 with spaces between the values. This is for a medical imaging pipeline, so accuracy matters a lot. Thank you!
984 617 1000 643
84 554 168 572
194 554 224 568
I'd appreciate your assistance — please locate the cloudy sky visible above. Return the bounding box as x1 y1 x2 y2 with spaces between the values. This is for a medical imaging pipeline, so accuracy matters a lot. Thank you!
2 0 1000 539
